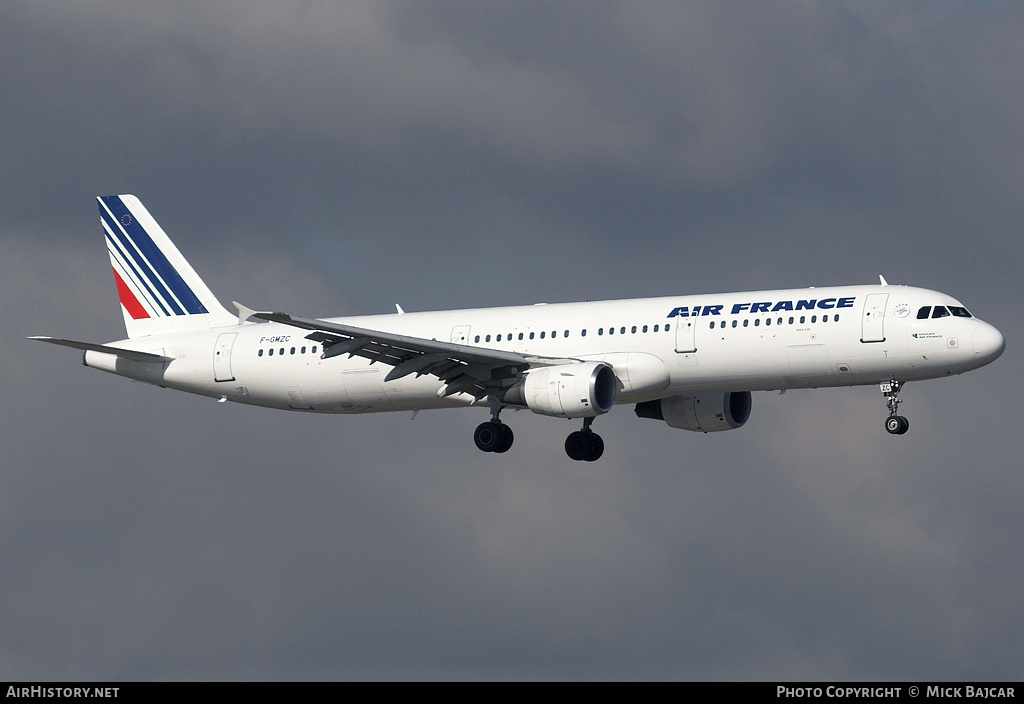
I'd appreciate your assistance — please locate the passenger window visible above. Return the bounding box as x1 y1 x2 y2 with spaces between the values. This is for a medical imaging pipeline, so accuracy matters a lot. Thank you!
665 323 671 331
312 346 317 354
788 317 794 325
732 320 738 328
530 332 535 339
917 306 931 319
754 319 760 326
279 348 285 356
540 331 545 339
811 315 817 323
932 306 950 319
268 349 273 356
833 315 839 322
799 316 805 324
642 325 648 333
581 329 587 337
765 318 771 326
474 335 480 343
653 325 659 332
743 319 749 327
598 328 603 335
485 335 491 342
301 346 306 353
497 334 502 342
564 330 569 338
258 349 264 357
290 347 296 355
631 326 637 334
709 322 715 329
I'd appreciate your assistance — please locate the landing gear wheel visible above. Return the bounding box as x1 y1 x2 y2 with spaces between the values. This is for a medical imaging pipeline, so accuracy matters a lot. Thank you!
494 423 514 453
565 430 604 461
885 416 910 435
475 421 512 452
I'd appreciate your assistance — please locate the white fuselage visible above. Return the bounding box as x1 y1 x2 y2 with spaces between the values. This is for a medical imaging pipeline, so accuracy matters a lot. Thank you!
84 284 1005 414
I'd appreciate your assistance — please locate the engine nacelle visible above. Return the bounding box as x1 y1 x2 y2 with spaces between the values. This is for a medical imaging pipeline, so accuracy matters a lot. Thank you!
504 362 617 418
634 392 751 432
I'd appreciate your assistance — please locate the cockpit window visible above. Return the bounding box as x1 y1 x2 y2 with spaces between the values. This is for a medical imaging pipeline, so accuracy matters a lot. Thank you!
949 306 972 318
917 306 931 319
932 306 950 319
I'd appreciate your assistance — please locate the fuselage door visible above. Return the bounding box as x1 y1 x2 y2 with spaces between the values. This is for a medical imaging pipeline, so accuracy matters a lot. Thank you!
674 318 696 354
213 332 237 382
451 325 471 344
861 293 889 343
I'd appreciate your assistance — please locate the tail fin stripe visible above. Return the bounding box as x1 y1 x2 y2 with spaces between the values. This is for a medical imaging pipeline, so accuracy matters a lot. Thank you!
112 268 151 320
102 220 174 317
99 197 208 315
99 202 188 315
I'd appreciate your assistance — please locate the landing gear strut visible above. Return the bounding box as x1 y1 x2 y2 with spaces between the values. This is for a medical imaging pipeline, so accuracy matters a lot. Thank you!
565 417 604 462
882 377 910 435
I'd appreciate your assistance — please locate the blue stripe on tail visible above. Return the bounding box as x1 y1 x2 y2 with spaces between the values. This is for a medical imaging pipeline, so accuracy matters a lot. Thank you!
98 196 208 316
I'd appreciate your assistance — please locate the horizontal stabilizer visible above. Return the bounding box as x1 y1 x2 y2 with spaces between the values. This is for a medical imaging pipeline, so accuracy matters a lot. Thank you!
28 336 171 362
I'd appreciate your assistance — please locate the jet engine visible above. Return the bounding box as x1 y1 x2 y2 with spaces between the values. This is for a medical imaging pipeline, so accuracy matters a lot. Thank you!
634 391 751 432
503 362 617 418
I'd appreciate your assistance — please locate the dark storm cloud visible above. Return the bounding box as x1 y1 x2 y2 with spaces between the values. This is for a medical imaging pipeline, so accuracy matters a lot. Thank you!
1 1 1021 680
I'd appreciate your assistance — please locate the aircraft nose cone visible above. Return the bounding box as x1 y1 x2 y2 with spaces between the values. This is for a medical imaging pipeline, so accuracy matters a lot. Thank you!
972 322 1006 364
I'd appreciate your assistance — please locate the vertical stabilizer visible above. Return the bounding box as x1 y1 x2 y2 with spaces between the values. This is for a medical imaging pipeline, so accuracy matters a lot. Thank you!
98 195 234 338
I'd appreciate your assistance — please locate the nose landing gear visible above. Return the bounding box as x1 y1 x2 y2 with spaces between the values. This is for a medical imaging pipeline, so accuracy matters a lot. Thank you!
882 378 910 435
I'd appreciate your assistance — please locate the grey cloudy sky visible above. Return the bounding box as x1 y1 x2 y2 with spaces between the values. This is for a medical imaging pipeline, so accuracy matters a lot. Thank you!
1 1 1021 680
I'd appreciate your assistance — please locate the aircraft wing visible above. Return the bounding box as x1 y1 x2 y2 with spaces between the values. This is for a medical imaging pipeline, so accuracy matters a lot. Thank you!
249 310 561 399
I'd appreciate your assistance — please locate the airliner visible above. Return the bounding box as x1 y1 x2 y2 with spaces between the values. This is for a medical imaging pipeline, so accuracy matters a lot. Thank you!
33 195 1005 461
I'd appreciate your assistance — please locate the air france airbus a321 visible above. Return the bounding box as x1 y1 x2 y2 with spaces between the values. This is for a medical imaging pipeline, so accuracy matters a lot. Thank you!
33 195 1005 461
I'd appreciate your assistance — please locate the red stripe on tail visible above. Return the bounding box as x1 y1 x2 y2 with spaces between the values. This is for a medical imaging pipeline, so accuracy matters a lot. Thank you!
113 269 150 320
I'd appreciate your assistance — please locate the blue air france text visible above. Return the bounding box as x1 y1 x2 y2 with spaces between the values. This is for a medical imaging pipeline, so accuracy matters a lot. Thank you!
667 297 856 318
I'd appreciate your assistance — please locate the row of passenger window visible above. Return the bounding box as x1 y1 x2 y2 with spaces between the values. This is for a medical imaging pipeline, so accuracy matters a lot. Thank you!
257 345 319 358
710 314 841 329
472 313 846 344
473 323 674 344
917 305 972 319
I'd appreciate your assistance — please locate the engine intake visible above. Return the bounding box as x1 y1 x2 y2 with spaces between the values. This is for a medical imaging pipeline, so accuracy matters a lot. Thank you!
503 362 617 418
635 392 751 432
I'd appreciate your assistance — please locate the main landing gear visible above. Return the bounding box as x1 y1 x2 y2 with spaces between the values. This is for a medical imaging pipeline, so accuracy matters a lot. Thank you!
474 419 514 453
882 377 910 435
564 417 604 462
472 409 605 461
